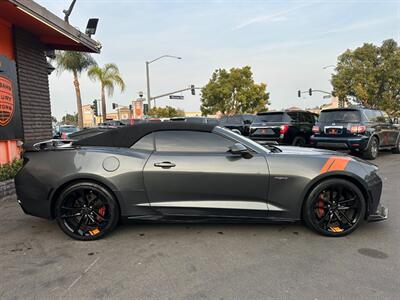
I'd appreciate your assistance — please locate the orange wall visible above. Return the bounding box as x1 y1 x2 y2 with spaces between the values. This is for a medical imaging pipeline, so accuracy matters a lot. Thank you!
0 18 14 60
0 17 20 164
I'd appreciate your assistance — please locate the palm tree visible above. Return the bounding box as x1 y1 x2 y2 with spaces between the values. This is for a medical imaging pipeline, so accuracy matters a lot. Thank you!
88 63 125 122
54 51 96 129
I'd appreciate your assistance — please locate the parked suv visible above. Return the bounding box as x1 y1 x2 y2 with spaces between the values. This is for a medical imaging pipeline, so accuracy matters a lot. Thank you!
310 108 400 160
249 110 317 146
219 114 257 136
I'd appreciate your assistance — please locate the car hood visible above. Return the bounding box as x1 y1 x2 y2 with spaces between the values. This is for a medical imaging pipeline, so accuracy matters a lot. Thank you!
276 146 343 156
275 146 378 168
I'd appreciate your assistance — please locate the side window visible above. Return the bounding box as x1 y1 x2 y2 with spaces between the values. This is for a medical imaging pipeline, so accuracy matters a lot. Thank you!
381 112 391 123
131 133 154 151
155 131 235 152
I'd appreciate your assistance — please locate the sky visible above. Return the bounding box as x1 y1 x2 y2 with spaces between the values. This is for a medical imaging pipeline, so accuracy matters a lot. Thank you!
36 0 400 120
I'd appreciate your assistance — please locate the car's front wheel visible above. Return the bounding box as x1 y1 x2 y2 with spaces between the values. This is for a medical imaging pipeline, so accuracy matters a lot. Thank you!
303 179 366 237
55 182 119 241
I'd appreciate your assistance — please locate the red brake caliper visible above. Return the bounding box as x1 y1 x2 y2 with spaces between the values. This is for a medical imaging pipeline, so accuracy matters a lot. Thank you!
97 206 106 222
316 193 325 218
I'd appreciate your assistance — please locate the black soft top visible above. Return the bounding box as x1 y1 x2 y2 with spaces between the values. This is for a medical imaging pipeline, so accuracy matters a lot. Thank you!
74 122 216 147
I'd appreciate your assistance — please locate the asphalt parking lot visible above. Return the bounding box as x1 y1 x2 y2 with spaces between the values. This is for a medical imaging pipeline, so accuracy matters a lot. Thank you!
0 152 399 300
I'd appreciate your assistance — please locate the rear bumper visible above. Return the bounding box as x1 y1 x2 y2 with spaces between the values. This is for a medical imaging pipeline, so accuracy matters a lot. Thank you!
310 135 369 150
367 205 388 222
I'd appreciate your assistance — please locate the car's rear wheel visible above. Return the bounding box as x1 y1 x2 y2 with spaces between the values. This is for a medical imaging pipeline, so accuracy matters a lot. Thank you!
55 182 119 241
292 136 306 147
392 137 400 154
303 179 366 237
363 136 379 160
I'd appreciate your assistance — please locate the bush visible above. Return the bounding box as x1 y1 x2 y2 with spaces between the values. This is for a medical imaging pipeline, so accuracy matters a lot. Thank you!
0 159 23 182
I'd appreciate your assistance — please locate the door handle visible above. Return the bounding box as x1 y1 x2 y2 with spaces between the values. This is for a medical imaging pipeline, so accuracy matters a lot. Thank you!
154 161 176 168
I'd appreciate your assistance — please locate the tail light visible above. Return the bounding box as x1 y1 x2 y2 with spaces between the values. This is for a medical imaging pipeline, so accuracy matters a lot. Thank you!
350 125 366 134
312 125 320 133
279 124 289 134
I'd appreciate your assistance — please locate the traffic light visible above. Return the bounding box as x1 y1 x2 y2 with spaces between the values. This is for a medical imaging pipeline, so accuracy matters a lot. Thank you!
143 103 149 115
191 85 195 95
297 90 301 98
129 104 132 111
92 100 98 116
309 88 312 96
112 103 118 110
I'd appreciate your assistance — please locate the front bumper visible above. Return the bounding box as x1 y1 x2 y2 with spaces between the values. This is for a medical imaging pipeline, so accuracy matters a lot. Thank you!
310 135 369 150
367 205 388 222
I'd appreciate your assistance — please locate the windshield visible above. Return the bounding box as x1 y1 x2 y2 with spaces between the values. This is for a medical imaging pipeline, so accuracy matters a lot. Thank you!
319 110 361 123
255 113 284 123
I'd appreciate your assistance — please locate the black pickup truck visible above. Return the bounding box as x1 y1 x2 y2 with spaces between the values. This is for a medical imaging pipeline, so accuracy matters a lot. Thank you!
310 108 400 160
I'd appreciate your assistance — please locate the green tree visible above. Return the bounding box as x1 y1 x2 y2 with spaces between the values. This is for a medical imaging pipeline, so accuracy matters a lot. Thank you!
88 63 126 122
200 66 269 116
332 39 400 116
148 106 185 118
54 51 96 128
61 113 78 125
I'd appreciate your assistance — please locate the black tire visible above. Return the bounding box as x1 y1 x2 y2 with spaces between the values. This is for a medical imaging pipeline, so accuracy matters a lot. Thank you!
392 136 400 154
55 182 119 241
363 136 379 160
292 136 306 147
303 178 366 237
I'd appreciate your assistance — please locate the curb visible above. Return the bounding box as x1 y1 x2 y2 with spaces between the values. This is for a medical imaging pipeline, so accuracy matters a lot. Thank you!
0 179 16 201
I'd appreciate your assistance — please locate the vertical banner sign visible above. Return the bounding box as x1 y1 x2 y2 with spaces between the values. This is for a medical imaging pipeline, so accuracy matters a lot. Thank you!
133 100 143 119
0 76 14 126
0 55 23 140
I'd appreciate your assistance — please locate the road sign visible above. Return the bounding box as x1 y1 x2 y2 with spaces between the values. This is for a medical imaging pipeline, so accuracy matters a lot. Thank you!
323 95 331 99
169 95 184 100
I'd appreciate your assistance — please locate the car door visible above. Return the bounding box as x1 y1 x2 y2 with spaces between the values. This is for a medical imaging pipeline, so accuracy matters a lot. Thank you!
381 111 398 145
143 130 270 218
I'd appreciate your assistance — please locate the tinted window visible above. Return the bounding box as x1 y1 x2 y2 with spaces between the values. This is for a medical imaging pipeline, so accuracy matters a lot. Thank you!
381 112 391 123
255 112 284 122
364 110 383 122
131 133 154 151
319 110 361 123
286 112 300 122
155 131 234 152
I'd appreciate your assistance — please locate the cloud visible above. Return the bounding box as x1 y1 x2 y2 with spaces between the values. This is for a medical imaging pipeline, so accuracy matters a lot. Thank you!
313 17 394 36
234 2 313 30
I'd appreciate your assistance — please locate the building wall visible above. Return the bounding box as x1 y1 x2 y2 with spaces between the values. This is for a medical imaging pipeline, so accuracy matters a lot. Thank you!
14 28 52 144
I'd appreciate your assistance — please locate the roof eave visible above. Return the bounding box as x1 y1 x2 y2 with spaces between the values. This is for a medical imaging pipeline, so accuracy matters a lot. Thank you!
9 0 101 53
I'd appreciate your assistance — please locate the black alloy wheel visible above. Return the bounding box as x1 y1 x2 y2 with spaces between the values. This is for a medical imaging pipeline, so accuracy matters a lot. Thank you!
55 182 119 241
363 137 379 160
303 179 366 237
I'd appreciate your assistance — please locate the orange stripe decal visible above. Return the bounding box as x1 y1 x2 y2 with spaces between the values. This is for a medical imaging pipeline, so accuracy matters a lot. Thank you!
320 156 351 174
320 157 336 174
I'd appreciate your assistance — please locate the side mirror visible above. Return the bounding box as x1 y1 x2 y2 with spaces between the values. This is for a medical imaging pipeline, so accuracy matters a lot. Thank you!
231 129 242 135
228 143 252 158
393 118 399 125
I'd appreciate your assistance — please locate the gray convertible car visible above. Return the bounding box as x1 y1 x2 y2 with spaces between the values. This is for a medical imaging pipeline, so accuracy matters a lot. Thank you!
15 123 387 240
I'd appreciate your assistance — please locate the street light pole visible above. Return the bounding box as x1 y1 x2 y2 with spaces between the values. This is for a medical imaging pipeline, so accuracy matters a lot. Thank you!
146 61 151 110
145 55 181 110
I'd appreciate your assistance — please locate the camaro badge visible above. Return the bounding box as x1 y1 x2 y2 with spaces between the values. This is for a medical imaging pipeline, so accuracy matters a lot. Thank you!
0 76 14 126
